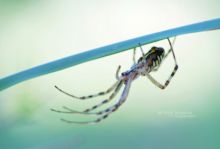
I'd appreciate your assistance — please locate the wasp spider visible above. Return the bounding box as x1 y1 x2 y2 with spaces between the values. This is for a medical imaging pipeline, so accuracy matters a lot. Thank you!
51 38 178 124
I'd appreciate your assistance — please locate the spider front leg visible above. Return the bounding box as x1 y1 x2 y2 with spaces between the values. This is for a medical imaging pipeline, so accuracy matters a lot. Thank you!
146 73 165 89
164 37 177 59
147 65 178 89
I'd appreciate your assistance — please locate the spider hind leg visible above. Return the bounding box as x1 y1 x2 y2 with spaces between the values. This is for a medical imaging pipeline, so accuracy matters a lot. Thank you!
55 81 123 115
59 79 132 124
55 80 120 100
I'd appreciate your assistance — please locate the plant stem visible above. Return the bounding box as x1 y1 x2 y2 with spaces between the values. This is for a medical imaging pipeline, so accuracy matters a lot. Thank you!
1 18 220 91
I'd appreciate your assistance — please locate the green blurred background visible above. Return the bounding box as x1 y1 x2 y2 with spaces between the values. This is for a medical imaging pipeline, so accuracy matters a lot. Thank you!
0 0 220 149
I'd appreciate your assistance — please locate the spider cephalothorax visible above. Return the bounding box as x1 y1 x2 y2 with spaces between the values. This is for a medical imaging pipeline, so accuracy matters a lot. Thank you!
51 38 178 124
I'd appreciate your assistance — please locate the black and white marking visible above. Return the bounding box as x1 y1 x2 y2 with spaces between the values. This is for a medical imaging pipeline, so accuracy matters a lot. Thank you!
51 38 179 124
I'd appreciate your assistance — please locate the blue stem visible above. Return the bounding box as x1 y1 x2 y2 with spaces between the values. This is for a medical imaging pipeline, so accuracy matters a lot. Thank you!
1 18 220 91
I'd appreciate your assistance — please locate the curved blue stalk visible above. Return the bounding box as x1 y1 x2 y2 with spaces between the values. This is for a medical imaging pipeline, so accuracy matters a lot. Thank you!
1 18 220 91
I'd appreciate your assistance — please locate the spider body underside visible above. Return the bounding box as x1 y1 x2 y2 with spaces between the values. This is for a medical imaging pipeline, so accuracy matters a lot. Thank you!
51 38 178 124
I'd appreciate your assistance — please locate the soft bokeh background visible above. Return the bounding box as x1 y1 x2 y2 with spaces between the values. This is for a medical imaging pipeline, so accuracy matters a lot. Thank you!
0 0 220 149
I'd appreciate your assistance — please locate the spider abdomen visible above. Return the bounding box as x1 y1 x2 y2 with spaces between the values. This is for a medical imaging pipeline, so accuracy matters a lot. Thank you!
145 47 165 71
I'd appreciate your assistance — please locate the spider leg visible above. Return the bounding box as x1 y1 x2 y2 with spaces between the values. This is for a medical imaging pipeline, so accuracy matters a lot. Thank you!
60 78 132 124
163 38 178 88
59 80 123 114
116 65 121 80
138 43 145 56
51 106 103 115
55 80 120 100
133 48 136 64
147 64 178 89
147 37 178 89
164 37 177 59
50 108 74 113
146 73 165 89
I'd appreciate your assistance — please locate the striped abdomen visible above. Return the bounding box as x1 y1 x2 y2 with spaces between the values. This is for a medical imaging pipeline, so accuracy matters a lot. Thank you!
138 46 165 72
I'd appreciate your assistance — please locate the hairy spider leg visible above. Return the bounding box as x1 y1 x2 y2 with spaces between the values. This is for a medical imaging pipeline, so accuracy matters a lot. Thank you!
60 78 133 124
54 80 119 100
147 38 178 89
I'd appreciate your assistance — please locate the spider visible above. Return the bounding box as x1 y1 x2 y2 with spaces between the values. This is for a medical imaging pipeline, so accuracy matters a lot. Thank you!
51 37 178 124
